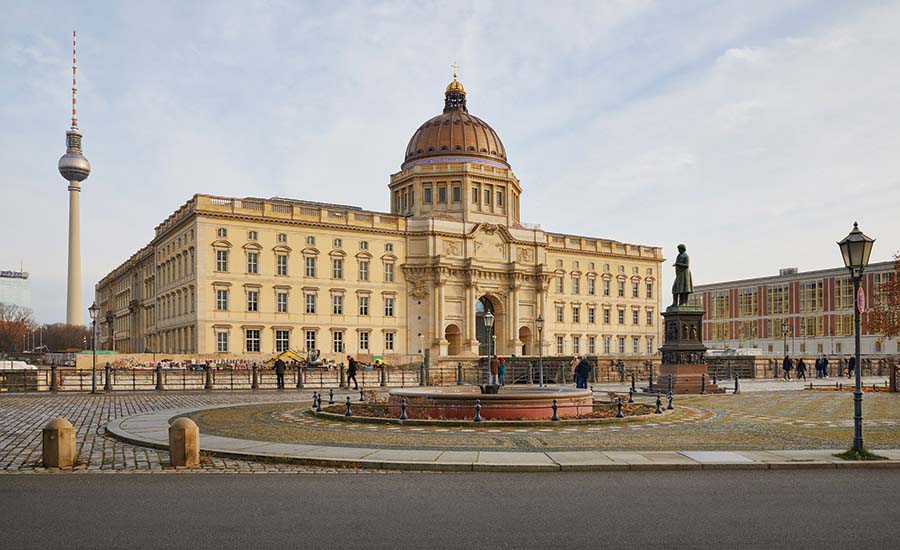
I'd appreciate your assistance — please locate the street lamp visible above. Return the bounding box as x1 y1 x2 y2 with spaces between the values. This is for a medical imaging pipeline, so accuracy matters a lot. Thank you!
837 222 875 452
88 301 100 394
536 315 545 387
484 311 494 384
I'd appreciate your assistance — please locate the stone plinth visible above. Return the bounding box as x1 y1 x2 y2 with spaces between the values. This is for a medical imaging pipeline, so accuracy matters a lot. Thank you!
653 364 724 394
42 417 76 469
168 417 200 467
648 305 723 394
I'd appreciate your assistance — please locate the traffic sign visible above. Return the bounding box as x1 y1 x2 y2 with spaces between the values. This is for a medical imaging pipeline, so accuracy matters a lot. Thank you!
857 286 866 314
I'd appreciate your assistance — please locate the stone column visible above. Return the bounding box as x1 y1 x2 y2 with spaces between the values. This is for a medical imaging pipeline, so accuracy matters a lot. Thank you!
42 417 76 469
509 283 520 354
465 280 479 353
66 182 82 325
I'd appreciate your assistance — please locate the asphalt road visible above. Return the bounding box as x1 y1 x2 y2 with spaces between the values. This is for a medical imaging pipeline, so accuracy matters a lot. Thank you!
3 470 898 549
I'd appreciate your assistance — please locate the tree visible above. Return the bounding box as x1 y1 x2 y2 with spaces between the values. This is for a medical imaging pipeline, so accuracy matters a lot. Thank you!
39 323 92 351
866 254 900 340
0 303 33 353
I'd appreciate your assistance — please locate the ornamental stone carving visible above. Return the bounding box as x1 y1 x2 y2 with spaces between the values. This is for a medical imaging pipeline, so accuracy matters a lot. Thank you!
516 247 534 263
407 276 429 299
442 239 462 256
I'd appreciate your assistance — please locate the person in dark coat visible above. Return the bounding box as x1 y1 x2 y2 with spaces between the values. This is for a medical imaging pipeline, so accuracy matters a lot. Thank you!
273 357 286 389
847 356 856 379
796 358 807 380
575 357 592 389
821 355 829 378
346 356 359 390
782 355 792 381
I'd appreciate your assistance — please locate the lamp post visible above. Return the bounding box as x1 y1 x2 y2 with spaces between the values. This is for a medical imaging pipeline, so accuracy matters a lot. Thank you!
88 302 100 394
837 222 875 452
484 311 494 384
536 315 545 387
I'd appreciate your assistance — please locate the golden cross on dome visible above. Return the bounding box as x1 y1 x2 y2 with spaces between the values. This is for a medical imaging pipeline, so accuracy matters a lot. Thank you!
451 61 458 79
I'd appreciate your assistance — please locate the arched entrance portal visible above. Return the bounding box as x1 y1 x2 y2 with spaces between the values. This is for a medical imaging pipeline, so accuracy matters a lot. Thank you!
475 295 504 356
445 324 461 356
518 326 532 356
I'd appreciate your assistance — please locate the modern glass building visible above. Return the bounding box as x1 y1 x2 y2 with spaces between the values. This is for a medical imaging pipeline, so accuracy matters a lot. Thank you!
0 270 31 309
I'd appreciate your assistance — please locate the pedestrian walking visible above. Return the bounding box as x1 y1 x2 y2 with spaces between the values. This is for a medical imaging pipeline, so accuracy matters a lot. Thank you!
346 355 359 390
847 356 856 379
782 355 793 381
498 357 507 386
489 355 500 385
821 355 829 378
273 357 286 389
796 358 807 380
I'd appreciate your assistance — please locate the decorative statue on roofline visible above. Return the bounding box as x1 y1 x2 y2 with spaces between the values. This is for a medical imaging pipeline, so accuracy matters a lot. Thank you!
672 244 693 306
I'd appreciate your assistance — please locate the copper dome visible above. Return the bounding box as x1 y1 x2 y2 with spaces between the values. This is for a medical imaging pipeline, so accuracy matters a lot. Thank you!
403 79 508 169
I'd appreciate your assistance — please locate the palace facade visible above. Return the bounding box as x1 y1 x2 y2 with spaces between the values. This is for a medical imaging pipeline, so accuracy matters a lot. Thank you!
95 77 664 363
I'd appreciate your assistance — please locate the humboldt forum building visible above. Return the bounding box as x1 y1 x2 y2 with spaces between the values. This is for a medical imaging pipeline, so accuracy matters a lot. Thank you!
96 77 664 365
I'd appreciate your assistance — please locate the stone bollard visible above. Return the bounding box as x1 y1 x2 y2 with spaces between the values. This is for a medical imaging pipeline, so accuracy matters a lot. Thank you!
168 418 200 468
50 365 59 392
156 364 164 391
42 418 76 469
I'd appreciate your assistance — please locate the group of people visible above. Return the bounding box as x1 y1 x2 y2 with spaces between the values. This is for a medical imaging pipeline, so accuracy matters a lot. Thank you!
781 354 858 380
489 356 507 385
270 355 360 390
572 356 593 389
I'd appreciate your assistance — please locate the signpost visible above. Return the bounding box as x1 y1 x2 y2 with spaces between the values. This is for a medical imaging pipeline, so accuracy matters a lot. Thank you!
856 286 866 314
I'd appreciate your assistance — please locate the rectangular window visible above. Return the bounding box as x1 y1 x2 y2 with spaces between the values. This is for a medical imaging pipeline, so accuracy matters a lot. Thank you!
385 297 395 317
618 310 625 325
573 336 580 355
359 331 369 351
305 294 316 314
452 186 461 202
277 233 287 243
496 190 503 207
603 308 610 324
556 305 564 323
216 289 228 311
799 280 824 313
248 230 257 241
588 307 596 324
275 330 289 353
632 310 639 325
484 189 491 205
618 337 625 354
472 187 479 203
646 309 654 326
332 331 344 353
359 295 369 316
646 282 653 299
603 336 611 355
588 336 596 354
276 291 288 313
632 282 639 298
603 280 610 296
333 238 342 249
424 187 433 204
556 336 564 354
572 306 580 323
632 337 640 354
647 336 655 355
572 277 581 295
588 279 595 295
711 290 730 318
385 332 395 351
385 243 394 252
360 241 368 250
332 258 343 279
306 235 316 246
216 250 228 272
305 256 316 277
216 228 227 238
216 331 228 353
438 187 447 203
247 252 258 274
384 263 394 282
247 290 258 312
738 287 758 316
276 254 288 276
767 283 789 315
245 329 260 353
556 277 564 293
305 330 317 352
359 260 369 281
617 281 625 298
834 278 853 309
332 295 344 315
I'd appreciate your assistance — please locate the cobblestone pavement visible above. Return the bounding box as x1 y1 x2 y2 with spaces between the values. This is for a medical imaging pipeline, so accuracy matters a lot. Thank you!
187 390 900 452
0 390 397 474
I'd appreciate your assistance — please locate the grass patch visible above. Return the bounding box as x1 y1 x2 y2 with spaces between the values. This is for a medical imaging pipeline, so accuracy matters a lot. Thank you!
834 448 889 461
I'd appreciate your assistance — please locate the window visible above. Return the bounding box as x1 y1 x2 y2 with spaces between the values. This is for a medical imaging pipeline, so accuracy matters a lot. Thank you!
305 293 316 314
216 250 228 272
275 330 289 352
710 290 729 318
247 252 258 274
332 294 344 315
556 277 564 293
737 320 757 339
332 258 343 279
305 330 317 352
632 337 640 354
276 291 288 313
247 290 258 312
276 254 288 276
647 336 655 355
588 307 596 324
588 336 596 354
835 278 854 309
617 281 625 298
738 288 758 316
618 337 625 354
603 279 610 296
359 295 369 316
836 342 842 354
556 305 564 323
603 308 610 324
385 332 395 351
385 243 394 252
248 230 257 241
306 235 315 246
632 282 639 298
216 331 228 353
588 279 595 295
603 336 611 355
646 282 653 299
305 256 316 277
359 260 369 281
618 309 625 325
799 280 824 312
216 289 228 310
767 283 789 314
572 306 581 323
572 277 581 295
875 341 882 353
333 238 342 249
619 265 625 273
472 187 479 203
277 233 287 243
573 336 580 355
438 187 447 203
484 189 491 205
632 310 639 325
799 316 824 337
385 297 395 317
359 331 369 351
496 190 503 207
332 331 344 353
216 228 227 238
647 309 654 326
424 187 433 204
360 241 368 250
556 336 564 354
245 329 260 353
452 186 461 202
384 263 394 282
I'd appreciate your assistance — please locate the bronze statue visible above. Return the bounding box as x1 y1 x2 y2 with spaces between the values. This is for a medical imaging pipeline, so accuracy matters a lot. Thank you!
672 244 693 306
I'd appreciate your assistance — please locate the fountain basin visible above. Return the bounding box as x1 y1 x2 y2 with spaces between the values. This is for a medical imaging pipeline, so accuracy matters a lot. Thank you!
388 386 593 420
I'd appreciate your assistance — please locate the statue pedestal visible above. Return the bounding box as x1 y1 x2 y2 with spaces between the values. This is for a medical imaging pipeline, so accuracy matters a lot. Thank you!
647 305 723 395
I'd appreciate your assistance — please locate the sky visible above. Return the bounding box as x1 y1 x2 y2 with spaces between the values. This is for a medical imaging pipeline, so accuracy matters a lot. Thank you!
1 0 899 325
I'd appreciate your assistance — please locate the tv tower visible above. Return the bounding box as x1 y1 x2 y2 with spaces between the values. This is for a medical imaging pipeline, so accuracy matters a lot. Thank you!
58 31 91 325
